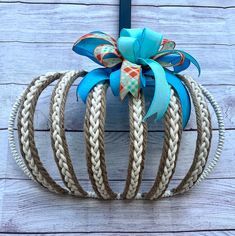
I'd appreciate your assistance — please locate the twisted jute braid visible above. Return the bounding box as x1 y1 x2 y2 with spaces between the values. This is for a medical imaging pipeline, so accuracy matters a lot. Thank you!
171 75 212 195
197 84 225 183
121 93 148 199
84 83 117 199
8 71 224 200
50 71 87 197
8 92 34 181
17 72 68 194
144 89 183 200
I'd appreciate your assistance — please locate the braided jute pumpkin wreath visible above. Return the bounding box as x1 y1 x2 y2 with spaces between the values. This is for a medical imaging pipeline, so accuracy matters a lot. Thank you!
8 70 225 200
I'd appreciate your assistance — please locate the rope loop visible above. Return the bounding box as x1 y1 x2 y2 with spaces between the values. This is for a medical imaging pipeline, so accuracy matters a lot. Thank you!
8 71 224 200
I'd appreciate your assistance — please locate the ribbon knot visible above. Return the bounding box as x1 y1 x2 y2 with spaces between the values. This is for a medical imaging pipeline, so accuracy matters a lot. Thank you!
73 28 200 128
118 28 162 63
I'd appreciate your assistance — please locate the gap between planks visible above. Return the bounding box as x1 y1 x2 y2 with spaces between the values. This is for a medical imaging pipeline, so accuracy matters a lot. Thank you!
1 177 235 182
0 179 234 232
0 127 233 132
1 41 235 46
0 0 235 9
3 129 234 180
1 83 235 86
0 229 235 235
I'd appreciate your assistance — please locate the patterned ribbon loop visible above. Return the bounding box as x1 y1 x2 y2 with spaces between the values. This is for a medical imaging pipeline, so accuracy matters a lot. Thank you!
73 28 201 128
94 44 122 68
160 39 176 51
77 32 117 46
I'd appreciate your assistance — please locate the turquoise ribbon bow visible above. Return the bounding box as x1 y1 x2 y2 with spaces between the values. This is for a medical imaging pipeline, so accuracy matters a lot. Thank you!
73 28 200 128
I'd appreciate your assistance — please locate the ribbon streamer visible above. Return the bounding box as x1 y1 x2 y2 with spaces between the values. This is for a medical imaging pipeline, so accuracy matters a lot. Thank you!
73 28 200 127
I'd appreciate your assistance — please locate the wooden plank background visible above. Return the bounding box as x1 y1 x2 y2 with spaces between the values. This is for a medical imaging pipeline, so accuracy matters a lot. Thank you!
0 0 235 235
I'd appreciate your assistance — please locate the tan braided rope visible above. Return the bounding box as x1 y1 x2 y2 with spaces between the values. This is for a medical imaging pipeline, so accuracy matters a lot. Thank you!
121 93 148 199
197 84 225 183
17 72 68 194
172 75 212 195
8 92 35 181
84 84 148 199
84 84 117 199
162 75 212 197
50 71 87 197
8 71 224 200
145 89 183 200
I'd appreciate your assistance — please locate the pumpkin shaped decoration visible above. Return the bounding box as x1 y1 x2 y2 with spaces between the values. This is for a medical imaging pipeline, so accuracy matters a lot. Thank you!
8 27 225 200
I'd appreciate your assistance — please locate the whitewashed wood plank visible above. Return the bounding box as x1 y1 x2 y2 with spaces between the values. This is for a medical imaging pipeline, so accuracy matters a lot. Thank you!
0 176 5 230
1 0 235 7
0 83 234 130
0 4 234 44
76 232 235 236
0 0 234 7
2 129 234 180
0 179 234 232
1 232 235 235
38 232 235 236
0 131 8 180
0 1 234 234
0 43 234 85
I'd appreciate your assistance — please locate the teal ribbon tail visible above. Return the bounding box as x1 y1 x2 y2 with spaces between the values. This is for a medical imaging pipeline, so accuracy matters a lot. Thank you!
173 58 190 74
157 49 201 76
176 50 201 76
74 28 199 126
77 68 110 102
109 69 121 96
140 59 171 121
165 70 191 128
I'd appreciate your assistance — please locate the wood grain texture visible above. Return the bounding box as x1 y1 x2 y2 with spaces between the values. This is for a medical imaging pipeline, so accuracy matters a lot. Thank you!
0 0 234 234
2 232 233 236
0 43 234 84
0 179 235 233
2 129 234 180
0 83 234 130
1 233 235 236
0 3 234 44
0 0 234 7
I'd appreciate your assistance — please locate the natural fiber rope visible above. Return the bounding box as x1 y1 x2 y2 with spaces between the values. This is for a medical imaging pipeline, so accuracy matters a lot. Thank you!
8 71 104 199
122 93 147 199
84 84 148 199
8 92 35 181
144 89 183 200
162 76 213 197
84 84 117 199
17 72 68 194
197 84 225 183
8 72 224 200
50 71 87 197
172 75 212 195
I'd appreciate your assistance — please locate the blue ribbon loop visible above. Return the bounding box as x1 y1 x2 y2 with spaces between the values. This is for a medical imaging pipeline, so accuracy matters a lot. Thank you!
73 28 201 128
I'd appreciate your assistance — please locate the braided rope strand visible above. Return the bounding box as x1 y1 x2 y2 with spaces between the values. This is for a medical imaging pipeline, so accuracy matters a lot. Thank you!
8 71 224 200
8 93 34 180
50 71 87 197
18 72 68 194
172 76 212 195
122 93 148 199
162 80 224 198
84 84 116 199
145 89 183 200
197 84 225 183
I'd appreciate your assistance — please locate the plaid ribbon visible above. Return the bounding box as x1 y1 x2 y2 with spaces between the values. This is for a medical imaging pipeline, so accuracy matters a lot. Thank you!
120 60 141 99
74 31 180 100
73 28 200 127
